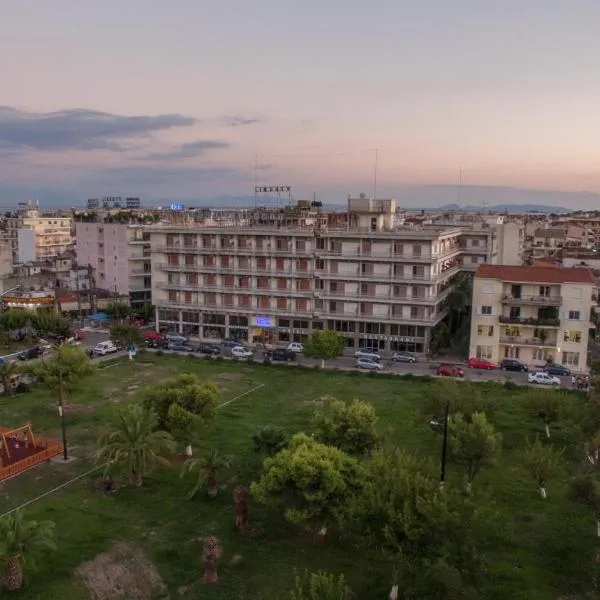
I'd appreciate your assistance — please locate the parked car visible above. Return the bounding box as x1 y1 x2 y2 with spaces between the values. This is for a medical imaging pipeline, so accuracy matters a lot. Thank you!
18 346 45 361
144 331 165 342
265 348 296 362
231 346 253 358
145 339 167 349
197 344 221 356
355 349 382 361
467 357 496 370
436 364 465 378
93 341 119 356
500 358 528 372
167 342 194 352
286 342 304 353
356 346 379 355
528 372 561 386
165 333 188 344
392 351 417 363
356 357 383 370
544 363 571 377
221 339 244 348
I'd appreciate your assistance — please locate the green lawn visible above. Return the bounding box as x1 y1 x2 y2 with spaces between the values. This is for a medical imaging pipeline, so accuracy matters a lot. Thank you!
0 355 596 599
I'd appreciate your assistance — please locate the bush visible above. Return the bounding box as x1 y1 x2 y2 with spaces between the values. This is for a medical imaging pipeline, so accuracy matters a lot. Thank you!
421 374 434 383
253 425 288 456
402 373 415 380
262 358 272 366
215 356 224 362
313 364 321 371
504 380 518 391
291 569 351 600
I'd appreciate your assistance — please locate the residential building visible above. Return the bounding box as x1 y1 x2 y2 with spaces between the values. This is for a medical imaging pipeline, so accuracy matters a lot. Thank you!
7 206 73 263
75 220 152 307
150 198 468 354
469 264 595 373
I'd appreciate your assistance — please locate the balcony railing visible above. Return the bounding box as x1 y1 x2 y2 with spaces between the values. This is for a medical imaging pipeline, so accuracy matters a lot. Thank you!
499 336 557 347
501 295 562 306
498 316 560 327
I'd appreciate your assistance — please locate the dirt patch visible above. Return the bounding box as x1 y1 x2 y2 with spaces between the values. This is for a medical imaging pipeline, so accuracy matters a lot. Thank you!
60 403 95 413
213 372 244 383
302 394 335 407
76 542 170 600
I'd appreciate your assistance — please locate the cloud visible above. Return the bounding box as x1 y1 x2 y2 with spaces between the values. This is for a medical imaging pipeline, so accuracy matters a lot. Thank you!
217 115 263 127
140 139 230 161
89 165 247 187
0 106 197 152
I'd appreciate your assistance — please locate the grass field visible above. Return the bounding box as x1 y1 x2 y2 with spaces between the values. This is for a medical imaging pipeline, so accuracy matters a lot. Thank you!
0 354 596 599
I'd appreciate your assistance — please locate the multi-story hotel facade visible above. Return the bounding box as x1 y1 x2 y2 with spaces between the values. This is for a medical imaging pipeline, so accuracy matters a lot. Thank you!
469 264 596 373
150 199 485 354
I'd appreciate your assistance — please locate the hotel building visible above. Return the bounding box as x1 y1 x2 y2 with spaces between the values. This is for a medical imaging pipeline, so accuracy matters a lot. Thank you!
150 198 485 354
469 264 596 373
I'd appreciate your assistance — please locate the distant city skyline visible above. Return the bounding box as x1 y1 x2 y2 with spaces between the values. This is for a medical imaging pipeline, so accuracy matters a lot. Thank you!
2 1 600 207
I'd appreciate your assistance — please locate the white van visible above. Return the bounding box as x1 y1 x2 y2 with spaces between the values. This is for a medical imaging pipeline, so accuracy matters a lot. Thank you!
93 341 119 356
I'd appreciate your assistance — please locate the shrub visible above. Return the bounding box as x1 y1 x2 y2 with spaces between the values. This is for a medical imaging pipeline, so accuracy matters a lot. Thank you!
215 356 224 362
313 364 321 371
421 374 434 383
402 373 415 380
15 382 30 394
252 425 288 456
504 380 518 391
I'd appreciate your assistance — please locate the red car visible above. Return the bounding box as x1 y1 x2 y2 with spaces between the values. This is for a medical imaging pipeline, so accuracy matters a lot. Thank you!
436 364 465 378
467 357 496 370
144 331 165 342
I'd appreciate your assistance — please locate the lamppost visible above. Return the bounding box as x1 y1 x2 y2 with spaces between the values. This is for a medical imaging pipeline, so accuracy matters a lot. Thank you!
439 398 450 488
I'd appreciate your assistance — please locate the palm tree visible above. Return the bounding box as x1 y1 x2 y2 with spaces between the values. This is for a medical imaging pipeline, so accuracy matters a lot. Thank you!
180 449 232 499
0 361 20 396
98 404 175 487
0 510 56 592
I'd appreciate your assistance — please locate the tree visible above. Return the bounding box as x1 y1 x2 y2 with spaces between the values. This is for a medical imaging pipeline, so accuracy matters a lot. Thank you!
167 402 198 456
180 448 232 498
568 476 600 537
341 448 483 598
251 433 365 531
0 309 30 333
448 412 502 493
33 344 94 393
291 570 351 600
303 330 345 368
528 392 561 438
0 509 56 592
104 300 131 324
142 373 220 431
98 404 175 487
109 324 144 356
33 310 71 338
0 361 20 397
523 435 564 498
313 398 379 456
447 272 473 333
252 425 288 456
428 322 451 358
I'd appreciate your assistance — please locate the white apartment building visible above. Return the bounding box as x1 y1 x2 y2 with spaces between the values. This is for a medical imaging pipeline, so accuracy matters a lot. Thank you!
75 220 151 307
469 264 595 373
149 199 477 353
8 208 73 263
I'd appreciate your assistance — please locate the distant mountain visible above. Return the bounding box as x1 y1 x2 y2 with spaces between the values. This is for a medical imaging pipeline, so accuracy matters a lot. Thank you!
433 203 572 214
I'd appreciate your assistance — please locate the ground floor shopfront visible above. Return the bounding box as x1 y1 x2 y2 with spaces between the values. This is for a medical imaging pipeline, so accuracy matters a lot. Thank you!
156 307 433 354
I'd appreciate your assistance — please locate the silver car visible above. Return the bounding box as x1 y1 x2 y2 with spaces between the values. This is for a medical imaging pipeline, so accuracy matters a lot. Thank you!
356 357 383 370
392 351 417 363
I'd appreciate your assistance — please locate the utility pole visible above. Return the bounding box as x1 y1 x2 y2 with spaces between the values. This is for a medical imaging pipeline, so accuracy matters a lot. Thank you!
74 259 83 327
56 346 68 461
439 398 450 488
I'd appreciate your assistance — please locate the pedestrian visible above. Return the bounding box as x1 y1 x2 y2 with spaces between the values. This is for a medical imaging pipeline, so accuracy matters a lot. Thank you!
571 375 576 388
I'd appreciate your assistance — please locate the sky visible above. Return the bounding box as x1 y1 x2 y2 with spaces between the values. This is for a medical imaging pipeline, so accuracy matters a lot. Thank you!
2 0 600 208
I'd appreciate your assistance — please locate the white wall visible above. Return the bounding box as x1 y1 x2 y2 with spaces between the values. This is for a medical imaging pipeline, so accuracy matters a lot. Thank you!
17 229 36 263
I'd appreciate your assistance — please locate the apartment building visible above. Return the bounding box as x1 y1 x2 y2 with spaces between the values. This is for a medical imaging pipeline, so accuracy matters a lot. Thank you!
75 220 152 307
469 264 595 373
7 207 73 263
149 198 473 354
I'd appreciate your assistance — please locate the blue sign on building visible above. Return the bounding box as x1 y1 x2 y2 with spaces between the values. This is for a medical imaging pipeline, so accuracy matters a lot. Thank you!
170 202 184 211
255 316 274 328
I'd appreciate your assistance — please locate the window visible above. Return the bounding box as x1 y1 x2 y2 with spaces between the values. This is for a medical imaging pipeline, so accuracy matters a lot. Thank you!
476 345 492 359
562 351 580 366
564 330 582 343
471 239 480 247
316 259 325 270
568 310 581 320
504 326 520 337
480 305 492 315
570 287 583 299
477 325 494 336
533 348 550 362
481 283 494 294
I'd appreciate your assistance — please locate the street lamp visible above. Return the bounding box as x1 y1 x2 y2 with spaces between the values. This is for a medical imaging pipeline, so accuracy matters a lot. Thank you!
439 398 450 488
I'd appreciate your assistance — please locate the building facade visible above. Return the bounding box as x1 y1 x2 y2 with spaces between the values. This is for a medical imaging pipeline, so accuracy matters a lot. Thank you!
469 264 595 373
150 199 480 354
8 208 73 263
75 221 151 306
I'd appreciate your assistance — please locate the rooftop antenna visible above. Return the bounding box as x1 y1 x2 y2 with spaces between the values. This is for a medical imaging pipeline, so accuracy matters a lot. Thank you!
254 153 258 209
373 148 379 199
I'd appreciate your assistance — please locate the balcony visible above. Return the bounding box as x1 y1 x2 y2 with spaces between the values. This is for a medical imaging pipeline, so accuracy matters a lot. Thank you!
498 316 560 327
499 336 557 347
501 294 562 306
154 244 312 256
